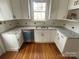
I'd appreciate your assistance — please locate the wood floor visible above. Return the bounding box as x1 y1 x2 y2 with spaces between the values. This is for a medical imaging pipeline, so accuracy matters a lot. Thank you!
0 43 77 59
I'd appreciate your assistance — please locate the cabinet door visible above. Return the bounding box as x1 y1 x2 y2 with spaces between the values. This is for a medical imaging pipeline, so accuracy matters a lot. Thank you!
0 0 13 21
56 31 67 53
42 30 50 42
2 34 19 51
43 30 56 42
50 0 68 19
57 0 69 19
21 0 30 19
34 30 43 42
10 0 22 19
49 30 56 42
10 0 30 19
17 33 24 49
34 30 56 43
0 36 5 55
0 48 2 56
34 30 51 43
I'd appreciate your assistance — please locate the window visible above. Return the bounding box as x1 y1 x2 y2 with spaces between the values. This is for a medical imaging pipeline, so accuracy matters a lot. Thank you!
30 0 50 21
33 2 46 21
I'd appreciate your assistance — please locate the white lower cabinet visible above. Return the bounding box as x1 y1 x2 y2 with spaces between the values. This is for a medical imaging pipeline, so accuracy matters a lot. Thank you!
55 31 69 55
1 30 24 51
55 30 79 57
55 31 67 53
0 36 6 56
34 29 56 43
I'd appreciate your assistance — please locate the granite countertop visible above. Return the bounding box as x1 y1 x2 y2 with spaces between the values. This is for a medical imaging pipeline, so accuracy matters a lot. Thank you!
2 28 21 34
56 27 79 39
2 27 79 39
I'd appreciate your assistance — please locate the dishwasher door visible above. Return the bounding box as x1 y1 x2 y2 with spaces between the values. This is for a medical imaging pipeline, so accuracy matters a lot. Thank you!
23 30 34 42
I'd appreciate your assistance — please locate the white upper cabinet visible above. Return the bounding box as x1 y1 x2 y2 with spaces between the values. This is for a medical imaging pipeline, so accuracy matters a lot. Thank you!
10 0 22 19
0 0 13 21
68 0 79 10
10 0 30 19
21 0 30 19
50 0 69 19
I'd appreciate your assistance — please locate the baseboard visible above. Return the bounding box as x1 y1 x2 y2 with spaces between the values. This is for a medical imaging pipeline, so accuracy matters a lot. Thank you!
6 48 19 52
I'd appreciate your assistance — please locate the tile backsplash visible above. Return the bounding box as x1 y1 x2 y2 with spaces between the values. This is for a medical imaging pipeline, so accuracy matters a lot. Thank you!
17 19 66 27
0 19 67 33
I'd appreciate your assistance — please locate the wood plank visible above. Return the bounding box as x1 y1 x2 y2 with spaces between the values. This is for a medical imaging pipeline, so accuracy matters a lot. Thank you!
0 43 77 59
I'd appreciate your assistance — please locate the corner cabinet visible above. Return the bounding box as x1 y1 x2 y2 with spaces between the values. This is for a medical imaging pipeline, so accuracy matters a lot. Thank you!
34 29 56 43
55 30 79 57
68 0 79 10
0 0 13 21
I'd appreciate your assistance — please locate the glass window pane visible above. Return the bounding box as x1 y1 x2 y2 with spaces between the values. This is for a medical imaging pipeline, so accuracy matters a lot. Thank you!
33 2 46 11
34 12 45 21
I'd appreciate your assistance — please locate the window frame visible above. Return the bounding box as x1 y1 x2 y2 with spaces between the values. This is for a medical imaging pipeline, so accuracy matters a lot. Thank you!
29 0 50 21
33 2 46 21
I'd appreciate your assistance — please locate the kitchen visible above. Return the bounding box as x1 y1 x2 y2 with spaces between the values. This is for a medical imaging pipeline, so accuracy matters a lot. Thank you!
0 0 79 59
